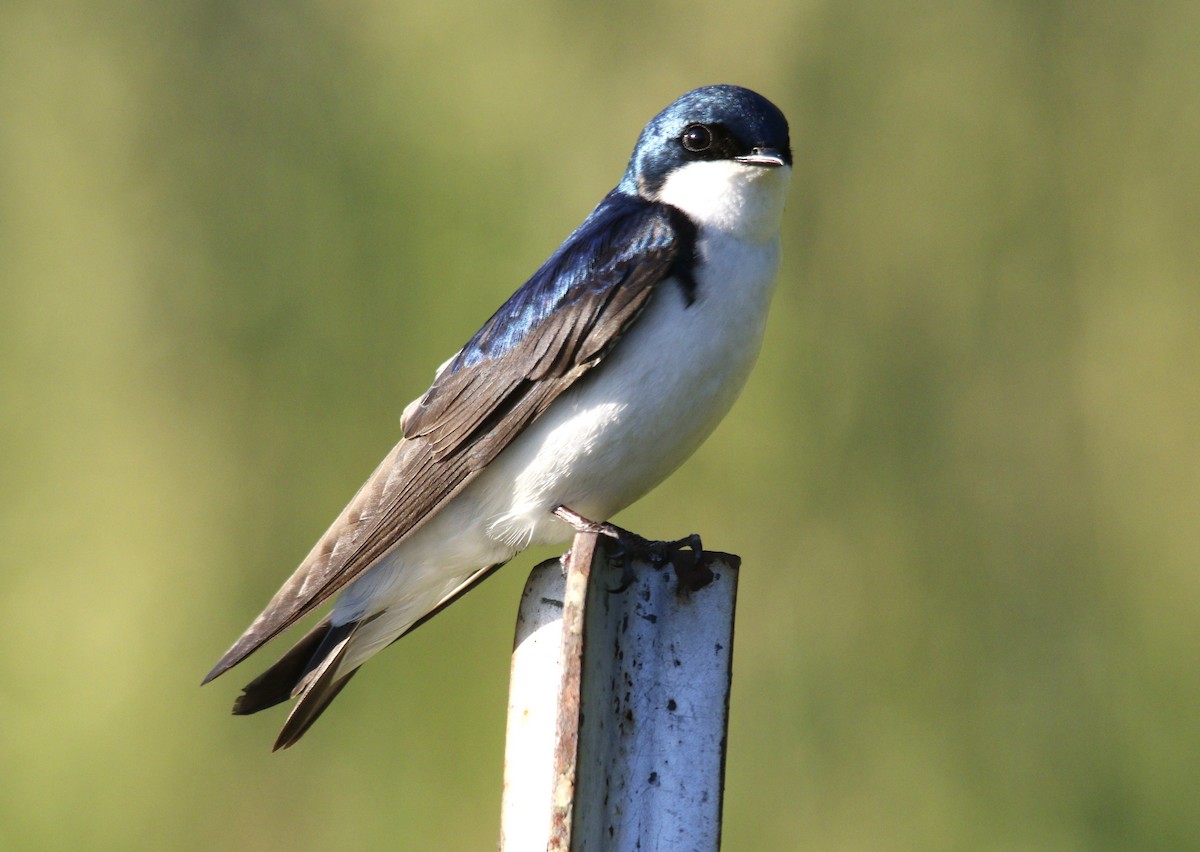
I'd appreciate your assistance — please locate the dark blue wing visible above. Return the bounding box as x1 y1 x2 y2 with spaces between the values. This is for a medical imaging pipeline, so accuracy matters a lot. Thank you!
452 191 688 370
403 190 696 460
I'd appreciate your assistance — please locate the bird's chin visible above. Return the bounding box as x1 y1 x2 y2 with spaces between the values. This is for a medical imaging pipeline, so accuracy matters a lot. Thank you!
653 160 790 241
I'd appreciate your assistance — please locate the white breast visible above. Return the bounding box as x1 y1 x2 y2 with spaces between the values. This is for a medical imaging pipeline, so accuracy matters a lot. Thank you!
476 163 792 547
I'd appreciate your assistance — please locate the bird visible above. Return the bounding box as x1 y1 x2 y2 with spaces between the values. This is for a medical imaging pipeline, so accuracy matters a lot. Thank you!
203 84 792 750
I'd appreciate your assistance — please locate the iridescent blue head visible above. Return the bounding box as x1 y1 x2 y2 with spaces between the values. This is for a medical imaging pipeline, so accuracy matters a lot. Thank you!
617 85 792 198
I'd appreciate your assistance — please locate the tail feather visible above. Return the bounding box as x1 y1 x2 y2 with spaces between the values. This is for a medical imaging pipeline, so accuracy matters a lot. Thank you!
272 618 370 751
218 561 510 749
273 672 357 751
227 615 372 750
232 617 335 716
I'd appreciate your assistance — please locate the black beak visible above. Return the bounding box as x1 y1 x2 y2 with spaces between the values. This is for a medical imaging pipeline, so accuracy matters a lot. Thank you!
734 147 789 168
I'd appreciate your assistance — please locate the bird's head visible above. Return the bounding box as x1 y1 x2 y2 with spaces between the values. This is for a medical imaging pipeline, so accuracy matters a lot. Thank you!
618 85 792 242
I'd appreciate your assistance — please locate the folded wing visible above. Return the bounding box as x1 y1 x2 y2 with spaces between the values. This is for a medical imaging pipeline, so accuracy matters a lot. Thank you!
204 192 695 683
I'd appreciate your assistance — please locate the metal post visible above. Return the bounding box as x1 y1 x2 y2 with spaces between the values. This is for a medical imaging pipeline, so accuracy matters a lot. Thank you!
500 532 740 851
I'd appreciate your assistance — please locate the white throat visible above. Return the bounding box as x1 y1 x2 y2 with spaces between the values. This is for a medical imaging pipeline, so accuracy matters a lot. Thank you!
651 160 792 243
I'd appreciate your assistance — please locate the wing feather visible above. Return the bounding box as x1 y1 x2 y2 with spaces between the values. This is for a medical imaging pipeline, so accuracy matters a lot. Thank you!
204 193 695 683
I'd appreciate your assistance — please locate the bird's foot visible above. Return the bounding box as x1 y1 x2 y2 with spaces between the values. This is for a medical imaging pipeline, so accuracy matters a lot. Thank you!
552 506 711 591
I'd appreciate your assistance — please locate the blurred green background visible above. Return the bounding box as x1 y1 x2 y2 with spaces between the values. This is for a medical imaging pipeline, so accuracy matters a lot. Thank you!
2 1 1198 849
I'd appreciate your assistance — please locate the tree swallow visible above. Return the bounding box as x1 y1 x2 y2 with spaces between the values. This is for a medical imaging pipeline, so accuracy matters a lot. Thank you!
204 84 792 750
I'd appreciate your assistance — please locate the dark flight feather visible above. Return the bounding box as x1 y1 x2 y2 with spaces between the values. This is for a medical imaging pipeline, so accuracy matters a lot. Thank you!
270 618 367 750
231 617 337 715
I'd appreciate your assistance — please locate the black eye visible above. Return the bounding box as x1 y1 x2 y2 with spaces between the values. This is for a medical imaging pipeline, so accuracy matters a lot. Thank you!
681 124 712 153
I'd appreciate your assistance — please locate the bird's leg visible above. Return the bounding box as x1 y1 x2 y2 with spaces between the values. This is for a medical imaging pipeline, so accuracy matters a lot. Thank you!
553 505 653 552
554 505 647 591
553 506 710 591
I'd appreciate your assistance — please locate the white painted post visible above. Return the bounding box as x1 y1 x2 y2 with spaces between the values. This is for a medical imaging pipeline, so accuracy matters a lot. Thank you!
499 532 740 851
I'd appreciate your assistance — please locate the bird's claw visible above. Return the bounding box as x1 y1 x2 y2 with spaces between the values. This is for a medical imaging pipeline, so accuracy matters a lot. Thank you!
664 537 715 591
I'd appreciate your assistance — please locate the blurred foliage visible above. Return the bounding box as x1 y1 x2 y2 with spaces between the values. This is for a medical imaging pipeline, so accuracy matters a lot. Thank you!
2 0 1198 849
